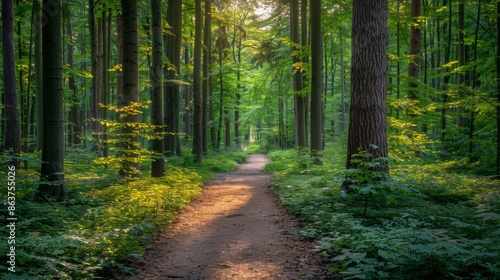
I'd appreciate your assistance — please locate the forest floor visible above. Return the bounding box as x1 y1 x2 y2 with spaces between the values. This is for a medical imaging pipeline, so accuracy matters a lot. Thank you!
126 153 330 279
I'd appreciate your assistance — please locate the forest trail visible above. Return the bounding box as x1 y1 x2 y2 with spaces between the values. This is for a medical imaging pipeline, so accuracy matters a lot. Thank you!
128 153 328 279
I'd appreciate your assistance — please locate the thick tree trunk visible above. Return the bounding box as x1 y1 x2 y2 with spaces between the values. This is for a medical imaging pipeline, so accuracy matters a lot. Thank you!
120 0 140 177
310 0 323 163
151 0 165 177
39 0 66 196
66 11 81 146
202 0 212 154
192 0 203 162
344 0 389 176
290 0 307 149
2 0 20 168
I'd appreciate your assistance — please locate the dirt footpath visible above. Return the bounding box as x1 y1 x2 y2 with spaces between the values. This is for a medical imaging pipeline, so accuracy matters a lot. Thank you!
130 154 328 279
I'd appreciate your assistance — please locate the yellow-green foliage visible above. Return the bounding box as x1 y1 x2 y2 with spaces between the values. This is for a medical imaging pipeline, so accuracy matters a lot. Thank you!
0 151 203 279
85 167 202 231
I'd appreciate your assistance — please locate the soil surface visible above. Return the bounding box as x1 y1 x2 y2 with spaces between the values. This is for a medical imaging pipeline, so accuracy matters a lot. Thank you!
129 154 329 279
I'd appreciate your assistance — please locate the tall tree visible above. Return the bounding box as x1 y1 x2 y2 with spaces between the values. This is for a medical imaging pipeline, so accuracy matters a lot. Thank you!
407 0 421 116
165 0 183 156
202 0 212 154
2 0 20 168
344 0 389 175
192 0 203 162
34 0 43 150
151 0 165 177
67 9 81 146
310 0 323 163
290 0 307 149
39 0 66 196
120 0 140 177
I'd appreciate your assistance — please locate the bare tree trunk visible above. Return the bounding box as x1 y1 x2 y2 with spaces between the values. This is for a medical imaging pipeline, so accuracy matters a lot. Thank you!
290 0 306 149
39 0 66 196
310 0 323 163
67 9 81 146
344 0 389 179
192 0 203 162
184 46 192 140
407 0 421 117
469 0 481 163
2 0 20 168
184 45 192 139
151 0 165 177
202 0 212 154
34 0 43 150
120 0 140 177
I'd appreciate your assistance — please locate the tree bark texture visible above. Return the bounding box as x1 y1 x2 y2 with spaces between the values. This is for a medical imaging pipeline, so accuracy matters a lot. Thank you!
345 0 389 172
39 0 67 196
290 0 307 149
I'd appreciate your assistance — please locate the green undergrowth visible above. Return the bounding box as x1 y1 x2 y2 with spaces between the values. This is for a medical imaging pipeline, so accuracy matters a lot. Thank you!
0 148 247 279
266 145 500 279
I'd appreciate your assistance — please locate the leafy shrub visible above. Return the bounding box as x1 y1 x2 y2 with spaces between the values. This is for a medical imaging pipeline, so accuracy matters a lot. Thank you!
266 145 500 280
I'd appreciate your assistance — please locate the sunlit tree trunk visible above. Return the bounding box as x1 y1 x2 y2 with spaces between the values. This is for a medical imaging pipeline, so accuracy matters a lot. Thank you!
39 0 66 196
120 0 140 177
2 0 20 168
192 0 203 162
310 0 323 163
344 0 389 178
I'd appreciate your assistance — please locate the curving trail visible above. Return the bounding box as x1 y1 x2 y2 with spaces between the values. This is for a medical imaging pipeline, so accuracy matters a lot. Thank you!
129 154 328 279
